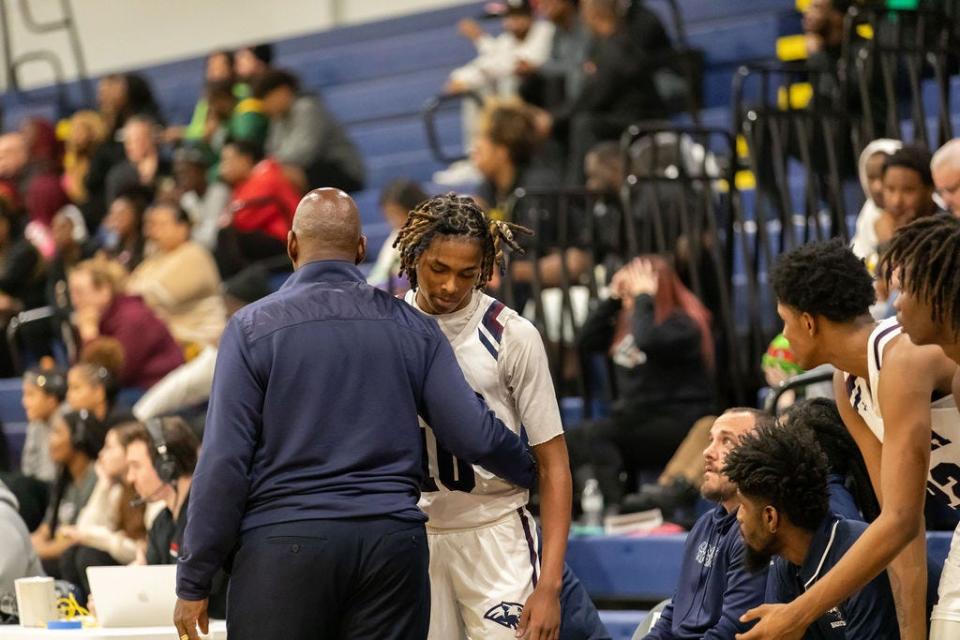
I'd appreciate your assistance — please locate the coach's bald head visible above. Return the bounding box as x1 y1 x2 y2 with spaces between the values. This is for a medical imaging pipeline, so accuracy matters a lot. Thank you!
287 188 366 268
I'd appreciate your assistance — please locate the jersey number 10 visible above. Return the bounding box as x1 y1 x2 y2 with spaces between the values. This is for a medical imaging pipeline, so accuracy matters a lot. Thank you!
421 429 476 493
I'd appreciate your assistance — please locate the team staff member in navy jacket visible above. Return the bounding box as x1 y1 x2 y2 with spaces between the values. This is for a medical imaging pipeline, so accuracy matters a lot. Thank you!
173 189 537 640
644 409 770 640
725 423 899 639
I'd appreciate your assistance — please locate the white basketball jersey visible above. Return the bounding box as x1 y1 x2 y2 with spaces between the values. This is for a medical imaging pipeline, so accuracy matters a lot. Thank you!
844 317 960 509
405 290 563 529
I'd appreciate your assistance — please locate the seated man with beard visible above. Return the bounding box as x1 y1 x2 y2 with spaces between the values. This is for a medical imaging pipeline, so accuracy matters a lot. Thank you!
724 422 899 639
643 409 771 640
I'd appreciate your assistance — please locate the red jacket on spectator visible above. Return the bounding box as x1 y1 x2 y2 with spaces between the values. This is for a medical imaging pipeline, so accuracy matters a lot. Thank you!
97 294 184 389
229 158 300 243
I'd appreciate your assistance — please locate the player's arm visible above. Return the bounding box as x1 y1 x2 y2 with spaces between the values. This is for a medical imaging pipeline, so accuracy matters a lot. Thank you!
740 349 935 639
833 371 927 639
738 346 937 640
503 318 571 640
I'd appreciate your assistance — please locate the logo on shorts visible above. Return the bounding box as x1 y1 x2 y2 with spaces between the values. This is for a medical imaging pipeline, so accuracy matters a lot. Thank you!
484 602 524 629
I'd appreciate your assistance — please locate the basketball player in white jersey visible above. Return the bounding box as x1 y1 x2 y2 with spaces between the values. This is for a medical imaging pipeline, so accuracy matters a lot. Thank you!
881 213 960 638
734 238 959 640
393 193 575 640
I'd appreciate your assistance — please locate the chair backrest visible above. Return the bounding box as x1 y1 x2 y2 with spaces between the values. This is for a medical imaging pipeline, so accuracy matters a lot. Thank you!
632 599 672 639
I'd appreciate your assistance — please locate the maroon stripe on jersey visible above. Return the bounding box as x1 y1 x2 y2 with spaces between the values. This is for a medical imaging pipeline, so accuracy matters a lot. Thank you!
873 322 901 371
518 507 539 587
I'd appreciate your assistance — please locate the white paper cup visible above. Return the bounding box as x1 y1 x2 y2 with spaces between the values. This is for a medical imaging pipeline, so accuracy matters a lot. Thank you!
14 577 57 628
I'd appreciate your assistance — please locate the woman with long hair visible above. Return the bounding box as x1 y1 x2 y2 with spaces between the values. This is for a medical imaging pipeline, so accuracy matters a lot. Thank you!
569 255 716 507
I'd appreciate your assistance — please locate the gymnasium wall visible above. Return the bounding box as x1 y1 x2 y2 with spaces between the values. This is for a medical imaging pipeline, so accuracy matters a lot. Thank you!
1 0 477 90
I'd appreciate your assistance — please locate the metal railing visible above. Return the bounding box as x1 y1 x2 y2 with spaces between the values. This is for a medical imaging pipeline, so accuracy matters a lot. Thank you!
845 5 959 151
0 0 93 120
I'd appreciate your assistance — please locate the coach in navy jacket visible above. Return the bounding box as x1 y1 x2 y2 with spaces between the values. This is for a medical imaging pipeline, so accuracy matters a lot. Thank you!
645 504 768 640
173 189 536 640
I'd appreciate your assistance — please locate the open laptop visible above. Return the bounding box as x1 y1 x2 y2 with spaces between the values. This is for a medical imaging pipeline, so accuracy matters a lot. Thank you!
86 565 178 627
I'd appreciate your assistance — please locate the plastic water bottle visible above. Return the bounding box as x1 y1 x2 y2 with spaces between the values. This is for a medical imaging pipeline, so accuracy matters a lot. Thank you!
581 478 604 530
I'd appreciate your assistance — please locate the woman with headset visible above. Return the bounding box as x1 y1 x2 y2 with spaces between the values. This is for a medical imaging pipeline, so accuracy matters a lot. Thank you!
30 410 107 575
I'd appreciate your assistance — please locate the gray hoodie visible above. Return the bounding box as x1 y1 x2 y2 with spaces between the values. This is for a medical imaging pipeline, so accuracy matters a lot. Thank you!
0 480 44 596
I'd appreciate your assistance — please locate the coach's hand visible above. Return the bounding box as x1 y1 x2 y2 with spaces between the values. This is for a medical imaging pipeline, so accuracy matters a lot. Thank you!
735 603 806 640
174 597 209 640
517 584 560 640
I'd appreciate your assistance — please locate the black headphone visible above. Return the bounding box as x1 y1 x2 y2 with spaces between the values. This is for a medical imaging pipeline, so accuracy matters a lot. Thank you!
145 418 179 484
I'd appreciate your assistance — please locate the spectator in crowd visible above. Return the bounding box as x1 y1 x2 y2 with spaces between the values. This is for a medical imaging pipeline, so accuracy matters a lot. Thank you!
68 259 184 389
105 116 172 206
131 266 270 422
441 0 553 180
62 111 109 215
66 346 133 428
215 139 301 277
19 118 69 228
932 138 960 215
0 201 47 375
30 410 106 573
47 205 97 312
874 144 940 247
570 256 714 506
803 0 849 63
99 187 149 272
118 418 226 617
58 423 157 601
518 0 590 108
255 69 366 192
850 139 901 260
472 100 590 288
724 423 900 639
584 140 626 263
0 133 28 211
536 0 666 182
20 367 67 483
780 399 880 523
204 79 269 155
447 0 553 99
87 73 164 229
0 479 44 598
0 196 45 311
234 43 273 85
176 50 239 143
366 179 428 291
97 73 164 137
127 202 226 350
0 126 68 228
172 144 230 251
643 409 771 640
754 238 959 640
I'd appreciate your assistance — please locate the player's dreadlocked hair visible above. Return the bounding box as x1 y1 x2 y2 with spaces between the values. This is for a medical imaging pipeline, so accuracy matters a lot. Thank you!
879 213 960 339
782 398 880 522
394 193 532 289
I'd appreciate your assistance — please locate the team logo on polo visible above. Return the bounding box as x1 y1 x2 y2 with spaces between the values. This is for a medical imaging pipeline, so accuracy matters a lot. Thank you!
484 602 524 629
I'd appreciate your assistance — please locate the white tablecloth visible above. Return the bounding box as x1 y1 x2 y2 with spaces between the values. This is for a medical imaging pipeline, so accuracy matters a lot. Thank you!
0 621 226 639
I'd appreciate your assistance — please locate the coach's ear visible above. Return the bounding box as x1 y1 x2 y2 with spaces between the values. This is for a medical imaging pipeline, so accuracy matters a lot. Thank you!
355 235 367 265
288 230 300 269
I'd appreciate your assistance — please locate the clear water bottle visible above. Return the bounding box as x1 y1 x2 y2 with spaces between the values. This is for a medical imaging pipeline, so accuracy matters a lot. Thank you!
581 478 604 530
